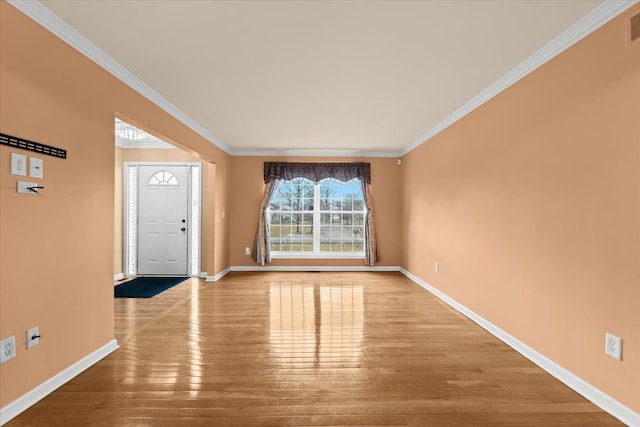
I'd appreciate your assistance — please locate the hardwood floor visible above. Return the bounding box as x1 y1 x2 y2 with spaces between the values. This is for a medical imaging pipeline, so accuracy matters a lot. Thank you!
8 272 622 426
114 277 203 344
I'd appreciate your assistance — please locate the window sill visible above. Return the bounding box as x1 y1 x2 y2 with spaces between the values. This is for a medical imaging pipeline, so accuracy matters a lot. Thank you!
271 252 365 260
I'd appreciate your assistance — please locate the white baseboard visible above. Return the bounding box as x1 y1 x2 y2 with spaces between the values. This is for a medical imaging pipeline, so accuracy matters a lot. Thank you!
198 271 207 278
205 267 231 282
399 268 640 427
113 273 125 281
206 265 400 281
0 339 119 426
230 265 401 272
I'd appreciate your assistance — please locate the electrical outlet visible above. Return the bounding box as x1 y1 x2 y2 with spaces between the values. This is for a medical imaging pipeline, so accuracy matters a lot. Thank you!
1 336 16 363
26 327 40 349
605 333 622 360
434 262 439 273
245 247 251 256
11 153 27 176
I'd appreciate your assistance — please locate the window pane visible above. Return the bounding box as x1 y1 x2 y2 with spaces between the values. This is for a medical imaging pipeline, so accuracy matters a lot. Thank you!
303 198 313 211
270 225 280 239
288 243 298 252
291 214 302 236
267 177 365 255
343 195 353 211
269 211 278 225
354 226 364 240
269 194 281 210
303 214 314 238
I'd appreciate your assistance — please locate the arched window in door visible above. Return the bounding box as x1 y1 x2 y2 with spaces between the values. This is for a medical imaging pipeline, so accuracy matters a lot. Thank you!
148 170 179 186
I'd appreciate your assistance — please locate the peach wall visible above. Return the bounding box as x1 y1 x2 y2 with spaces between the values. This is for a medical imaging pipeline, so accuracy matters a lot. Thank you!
230 156 402 267
214 160 230 274
402 9 640 413
0 2 230 407
113 147 211 277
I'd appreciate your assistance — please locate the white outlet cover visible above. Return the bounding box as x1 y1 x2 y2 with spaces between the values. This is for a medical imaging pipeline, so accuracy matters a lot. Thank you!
11 153 27 176
29 157 43 178
605 333 622 360
1 336 16 363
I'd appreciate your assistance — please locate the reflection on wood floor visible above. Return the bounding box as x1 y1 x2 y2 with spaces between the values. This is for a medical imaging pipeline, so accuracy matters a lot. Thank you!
8 272 622 426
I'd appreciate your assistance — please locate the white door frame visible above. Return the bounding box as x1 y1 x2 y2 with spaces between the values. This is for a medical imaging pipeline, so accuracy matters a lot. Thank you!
123 162 202 277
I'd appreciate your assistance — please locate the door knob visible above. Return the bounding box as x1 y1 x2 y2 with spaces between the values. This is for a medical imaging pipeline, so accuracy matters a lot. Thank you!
181 227 186 232
181 219 186 223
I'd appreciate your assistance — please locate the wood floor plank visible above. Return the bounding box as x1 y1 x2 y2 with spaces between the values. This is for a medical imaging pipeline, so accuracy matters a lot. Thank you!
6 272 623 426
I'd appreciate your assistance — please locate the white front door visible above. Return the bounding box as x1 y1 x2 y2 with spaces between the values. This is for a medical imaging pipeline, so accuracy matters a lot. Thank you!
137 165 189 276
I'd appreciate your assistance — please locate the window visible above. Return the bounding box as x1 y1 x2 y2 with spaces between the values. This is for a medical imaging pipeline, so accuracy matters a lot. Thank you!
268 178 366 257
148 170 178 186
253 161 377 266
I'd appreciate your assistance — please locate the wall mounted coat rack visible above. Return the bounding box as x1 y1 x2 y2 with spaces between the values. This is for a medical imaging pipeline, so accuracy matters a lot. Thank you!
0 132 67 159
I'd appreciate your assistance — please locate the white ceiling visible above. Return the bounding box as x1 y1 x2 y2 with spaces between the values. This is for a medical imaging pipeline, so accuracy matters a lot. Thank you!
38 0 605 156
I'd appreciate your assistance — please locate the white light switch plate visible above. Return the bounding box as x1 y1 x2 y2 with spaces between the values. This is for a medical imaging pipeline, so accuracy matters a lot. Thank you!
29 157 43 178
17 181 38 195
11 153 27 176
26 327 40 349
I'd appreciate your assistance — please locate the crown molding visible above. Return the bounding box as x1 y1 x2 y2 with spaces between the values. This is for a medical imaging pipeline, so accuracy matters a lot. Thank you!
401 0 640 156
7 0 232 155
231 149 400 158
8 0 637 159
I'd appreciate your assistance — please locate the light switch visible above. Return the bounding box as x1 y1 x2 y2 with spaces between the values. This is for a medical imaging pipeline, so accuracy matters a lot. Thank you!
29 157 43 179
11 153 27 176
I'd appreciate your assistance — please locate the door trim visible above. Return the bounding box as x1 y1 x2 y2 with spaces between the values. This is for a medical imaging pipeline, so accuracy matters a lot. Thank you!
123 162 202 277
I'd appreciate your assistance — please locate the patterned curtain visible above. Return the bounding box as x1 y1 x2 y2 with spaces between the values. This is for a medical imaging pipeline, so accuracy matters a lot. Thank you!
359 180 379 266
264 162 370 184
252 179 280 265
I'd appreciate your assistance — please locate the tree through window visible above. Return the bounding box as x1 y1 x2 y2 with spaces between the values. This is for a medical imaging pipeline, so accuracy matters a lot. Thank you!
268 178 366 256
